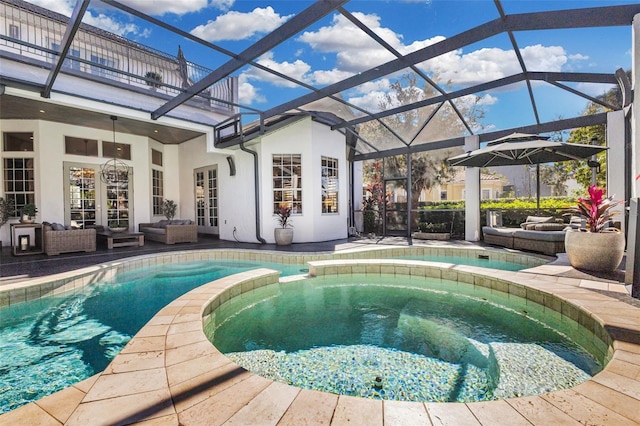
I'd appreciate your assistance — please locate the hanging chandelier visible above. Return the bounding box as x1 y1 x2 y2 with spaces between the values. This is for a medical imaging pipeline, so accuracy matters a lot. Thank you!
100 115 130 184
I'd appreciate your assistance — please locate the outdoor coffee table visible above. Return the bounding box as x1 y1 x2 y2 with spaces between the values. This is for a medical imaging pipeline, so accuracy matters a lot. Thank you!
96 231 144 249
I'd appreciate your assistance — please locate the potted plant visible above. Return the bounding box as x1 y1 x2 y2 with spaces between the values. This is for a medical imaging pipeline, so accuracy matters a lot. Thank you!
413 222 451 240
108 219 128 233
0 197 15 247
20 203 37 223
145 71 163 89
563 185 625 272
274 203 293 245
162 199 177 220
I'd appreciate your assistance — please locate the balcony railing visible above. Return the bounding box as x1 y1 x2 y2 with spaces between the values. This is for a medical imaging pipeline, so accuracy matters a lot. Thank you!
0 0 236 113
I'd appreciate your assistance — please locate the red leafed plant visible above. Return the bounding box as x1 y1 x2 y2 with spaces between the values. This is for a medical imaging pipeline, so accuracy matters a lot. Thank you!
565 185 623 233
275 203 293 228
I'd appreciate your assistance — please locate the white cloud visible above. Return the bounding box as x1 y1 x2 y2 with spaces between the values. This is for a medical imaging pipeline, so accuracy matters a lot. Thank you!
190 7 292 42
238 77 266 104
569 53 589 61
119 0 209 16
241 52 312 88
26 0 142 37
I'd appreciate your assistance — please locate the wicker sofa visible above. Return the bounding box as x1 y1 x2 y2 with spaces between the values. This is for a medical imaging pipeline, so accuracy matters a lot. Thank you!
138 220 197 244
43 224 96 256
482 215 568 256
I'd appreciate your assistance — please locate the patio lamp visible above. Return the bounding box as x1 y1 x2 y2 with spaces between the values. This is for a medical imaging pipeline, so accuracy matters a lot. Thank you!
100 115 130 184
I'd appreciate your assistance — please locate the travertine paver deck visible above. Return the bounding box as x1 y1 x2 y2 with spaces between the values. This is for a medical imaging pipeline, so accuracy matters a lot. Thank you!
1 250 639 425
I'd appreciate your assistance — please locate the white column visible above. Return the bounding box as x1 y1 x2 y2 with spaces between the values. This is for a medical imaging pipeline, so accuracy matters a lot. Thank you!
632 14 640 198
607 110 626 232
464 135 480 241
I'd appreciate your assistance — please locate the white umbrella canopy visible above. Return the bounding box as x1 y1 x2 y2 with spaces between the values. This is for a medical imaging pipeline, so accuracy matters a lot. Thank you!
448 132 607 167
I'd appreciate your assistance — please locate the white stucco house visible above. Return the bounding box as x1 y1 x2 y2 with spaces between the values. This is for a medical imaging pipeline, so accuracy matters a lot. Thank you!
0 0 355 246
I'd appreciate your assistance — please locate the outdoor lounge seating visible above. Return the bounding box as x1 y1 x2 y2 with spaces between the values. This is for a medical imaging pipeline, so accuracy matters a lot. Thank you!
482 214 568 256
43 224 96 256
138 220 197 244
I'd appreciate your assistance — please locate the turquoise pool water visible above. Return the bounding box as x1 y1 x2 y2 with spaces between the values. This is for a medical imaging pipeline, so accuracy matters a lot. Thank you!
0 254 533 413
0 260 303 414
210 275 601 402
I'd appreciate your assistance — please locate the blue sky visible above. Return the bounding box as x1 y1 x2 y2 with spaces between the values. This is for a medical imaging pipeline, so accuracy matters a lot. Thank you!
26 0 637 134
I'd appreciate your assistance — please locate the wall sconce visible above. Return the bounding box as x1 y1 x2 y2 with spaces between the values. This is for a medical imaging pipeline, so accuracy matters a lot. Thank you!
19 235 30 251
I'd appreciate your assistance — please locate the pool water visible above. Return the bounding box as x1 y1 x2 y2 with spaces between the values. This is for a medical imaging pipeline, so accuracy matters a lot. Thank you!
399 255 527 271
0 260 303 414
210 275 602 402
0 254 535 413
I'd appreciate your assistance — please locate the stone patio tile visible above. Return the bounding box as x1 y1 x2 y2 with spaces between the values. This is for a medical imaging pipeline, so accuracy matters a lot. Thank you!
506 396 581 425
176 374 271 426
277 388 338 426
146 314 175 326
104 350 165 374
573 381 640 423
66 389 174 426
466 400 530 425
166 351 232 386
165 339 218 366
591 370 640 400
165 329 206 349
606 357 640 380
133 413 179 425
425 402 480 425
83 368 168 402
1 399 62 425
73 373 100 394
541 389 639 426
223 381 299 425
35 384 86 423
170 362 251 413
135 324 171 337
119 335 166 354
383 400 432 425
167 320 202 335
331 395 383 425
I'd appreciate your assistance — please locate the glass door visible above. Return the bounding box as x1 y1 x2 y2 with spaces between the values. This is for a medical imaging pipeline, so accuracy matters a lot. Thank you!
65 162 132 229
66 164 98 228
384 178 408 236
194 165 218 235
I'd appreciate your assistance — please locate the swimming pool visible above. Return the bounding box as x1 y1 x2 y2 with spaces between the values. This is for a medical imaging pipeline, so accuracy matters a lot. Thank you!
209 274 601 402
0 248 540 413
0 259 303 413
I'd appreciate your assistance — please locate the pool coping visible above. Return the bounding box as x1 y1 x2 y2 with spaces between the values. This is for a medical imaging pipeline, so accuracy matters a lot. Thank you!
2 253 639 424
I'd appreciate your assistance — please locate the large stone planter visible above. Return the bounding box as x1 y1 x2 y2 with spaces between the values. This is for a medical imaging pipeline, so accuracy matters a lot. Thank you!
274 228 293 246
412 232 450 241
564 229 625 272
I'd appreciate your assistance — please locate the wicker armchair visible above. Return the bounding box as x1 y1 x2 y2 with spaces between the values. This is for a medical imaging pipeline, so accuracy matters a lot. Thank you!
44 226 96 255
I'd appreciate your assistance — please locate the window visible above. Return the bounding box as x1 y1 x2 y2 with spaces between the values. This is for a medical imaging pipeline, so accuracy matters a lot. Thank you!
151 149 163 166
481 189 491 199
9 24 20 40
102 141 131 160
3 132 33 151
65 137 98 156
90 54 116 78
51 43 80 70
3 158 35 216
440 190 447 201
273 154 302 214
152 169 164 215
321 156 338 213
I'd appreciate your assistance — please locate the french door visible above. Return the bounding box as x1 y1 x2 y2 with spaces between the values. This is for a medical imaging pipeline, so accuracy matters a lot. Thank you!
194 166 218 235
64 162 132 229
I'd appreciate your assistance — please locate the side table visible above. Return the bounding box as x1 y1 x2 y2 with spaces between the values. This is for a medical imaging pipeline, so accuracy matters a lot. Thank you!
10 223 44 256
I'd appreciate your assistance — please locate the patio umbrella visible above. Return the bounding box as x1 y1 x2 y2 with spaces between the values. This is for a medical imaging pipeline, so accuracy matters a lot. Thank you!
447 132 608 209
176 45 190 89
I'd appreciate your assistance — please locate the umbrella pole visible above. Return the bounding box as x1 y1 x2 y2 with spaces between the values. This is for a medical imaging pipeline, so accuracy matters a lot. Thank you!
536 164 540 213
